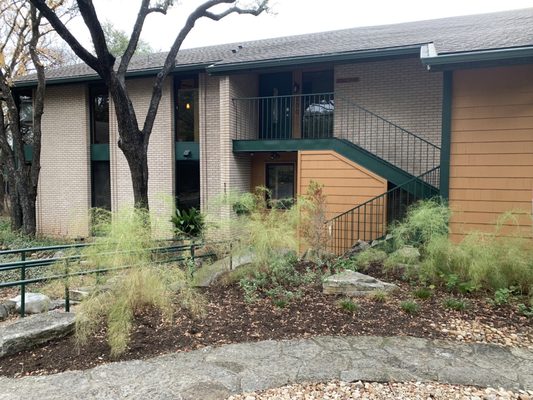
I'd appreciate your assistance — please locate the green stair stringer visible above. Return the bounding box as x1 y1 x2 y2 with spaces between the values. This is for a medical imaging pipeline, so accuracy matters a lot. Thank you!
233 138 439 197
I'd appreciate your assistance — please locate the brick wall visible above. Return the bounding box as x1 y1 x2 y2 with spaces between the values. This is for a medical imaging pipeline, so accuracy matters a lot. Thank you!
199 73 257 218
109 77 174 236
37 84 91 237
335 57 442 175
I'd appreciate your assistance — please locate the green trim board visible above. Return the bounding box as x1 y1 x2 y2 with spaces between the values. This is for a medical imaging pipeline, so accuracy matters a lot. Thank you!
175 141 199 161
439 71 453 199
207 46 420 74
421 43 533 71
233 138 439 197
14 64 209 88
91 144 110 161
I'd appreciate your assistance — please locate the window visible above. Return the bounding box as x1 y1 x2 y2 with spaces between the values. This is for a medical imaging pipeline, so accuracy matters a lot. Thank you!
89 85 111 211
90 85 109 144
301 70 334 139
17 90 33 144
266 163 295 201
174 77 199 142
176 160 200 210
91 161 111 210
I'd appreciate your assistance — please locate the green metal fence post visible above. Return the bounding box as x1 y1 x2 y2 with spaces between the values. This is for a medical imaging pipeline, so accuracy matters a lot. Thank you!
64 258 70 312
20 251 26 317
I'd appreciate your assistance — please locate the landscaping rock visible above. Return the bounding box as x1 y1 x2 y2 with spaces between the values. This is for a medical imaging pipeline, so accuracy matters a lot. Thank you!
0 311 75 357
345 240 370 256
323 270 398 296
68 288 91 302
9 293 51 314
0 300 16 320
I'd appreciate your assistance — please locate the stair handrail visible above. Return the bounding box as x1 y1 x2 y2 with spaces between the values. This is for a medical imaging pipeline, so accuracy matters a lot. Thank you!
335 94 441 151
327 166 441 223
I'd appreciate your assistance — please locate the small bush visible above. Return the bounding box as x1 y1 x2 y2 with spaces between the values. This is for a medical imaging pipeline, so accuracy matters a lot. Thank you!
443 297 468 311
329 256 358 273
389 199 450 251
518 303 533 318
492 288 514 306
413 287 432 300
370 289 388 303
338 298 359 313
400 300 420 314
170 207 205 239
355 248 387 270
238 252 320 305
299 181 329 262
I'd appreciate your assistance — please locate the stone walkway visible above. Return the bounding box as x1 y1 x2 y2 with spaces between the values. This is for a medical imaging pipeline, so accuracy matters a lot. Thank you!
0 336 531 400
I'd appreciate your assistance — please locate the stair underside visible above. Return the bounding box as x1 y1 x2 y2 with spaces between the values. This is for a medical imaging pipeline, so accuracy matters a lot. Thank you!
233 138 439 197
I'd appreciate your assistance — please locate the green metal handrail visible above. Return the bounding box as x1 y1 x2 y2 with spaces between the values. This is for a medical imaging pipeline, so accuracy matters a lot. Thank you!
326 167 441 255
0 241 216 317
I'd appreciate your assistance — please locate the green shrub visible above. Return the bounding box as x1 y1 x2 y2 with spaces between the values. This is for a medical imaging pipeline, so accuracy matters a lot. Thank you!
338 298 359 313
238 252 319 305
74 208 205 357
370 289 389 302
355 248 387 270
389 199 450 251
170 207 205 239
413 287 432 300
329 256 358 272
443 297 468 311
518 303 533 318
400 300 420 314
492 288 514 306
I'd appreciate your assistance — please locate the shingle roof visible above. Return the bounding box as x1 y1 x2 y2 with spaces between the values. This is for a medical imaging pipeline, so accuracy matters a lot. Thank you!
16 7 533 83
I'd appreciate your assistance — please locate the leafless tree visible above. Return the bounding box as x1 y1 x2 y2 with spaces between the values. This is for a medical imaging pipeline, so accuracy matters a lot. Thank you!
30 0 269 210
0 0 75 234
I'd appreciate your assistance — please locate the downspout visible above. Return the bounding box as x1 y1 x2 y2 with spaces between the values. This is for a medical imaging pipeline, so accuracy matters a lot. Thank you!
439 70 453 200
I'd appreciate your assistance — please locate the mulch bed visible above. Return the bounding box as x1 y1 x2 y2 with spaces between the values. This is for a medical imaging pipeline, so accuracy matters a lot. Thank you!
0 267 531 378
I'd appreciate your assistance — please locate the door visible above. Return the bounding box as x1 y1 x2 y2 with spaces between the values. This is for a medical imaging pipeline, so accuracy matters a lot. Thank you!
259 72 292 139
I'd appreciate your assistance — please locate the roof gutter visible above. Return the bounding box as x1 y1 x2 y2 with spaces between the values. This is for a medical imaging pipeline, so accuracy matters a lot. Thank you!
421 43 533 70
14 62 211 88
206 45 422 75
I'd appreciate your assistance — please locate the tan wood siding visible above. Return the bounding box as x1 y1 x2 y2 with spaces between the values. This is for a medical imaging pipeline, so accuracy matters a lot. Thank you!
298 150 388 251
449 65 533 242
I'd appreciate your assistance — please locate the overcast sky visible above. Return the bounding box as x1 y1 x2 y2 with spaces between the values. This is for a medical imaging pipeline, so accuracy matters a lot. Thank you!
71 0 533 51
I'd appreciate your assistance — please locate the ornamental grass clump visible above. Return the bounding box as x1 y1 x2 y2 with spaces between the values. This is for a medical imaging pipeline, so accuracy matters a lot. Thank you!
388 198 450 252
74 207 205 357
420 212 533 296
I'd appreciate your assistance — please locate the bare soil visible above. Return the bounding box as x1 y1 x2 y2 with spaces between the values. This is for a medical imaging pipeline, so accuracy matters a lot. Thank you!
1 265 531 378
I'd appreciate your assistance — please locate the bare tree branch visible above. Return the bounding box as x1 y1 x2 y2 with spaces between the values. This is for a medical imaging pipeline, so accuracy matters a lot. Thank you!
142 0 268 139
30 0 100 71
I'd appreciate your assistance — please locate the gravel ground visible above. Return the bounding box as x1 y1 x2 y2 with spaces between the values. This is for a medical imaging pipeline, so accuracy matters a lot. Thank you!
228 381 533 400
434 318 533 349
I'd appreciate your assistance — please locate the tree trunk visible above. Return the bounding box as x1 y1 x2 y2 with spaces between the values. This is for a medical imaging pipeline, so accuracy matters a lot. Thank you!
8 182 22 231
119 136 149 209
20 193 37 236
0 173 5 215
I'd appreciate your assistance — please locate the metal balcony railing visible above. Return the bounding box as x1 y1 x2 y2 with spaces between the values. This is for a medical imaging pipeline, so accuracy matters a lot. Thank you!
232 92 440 179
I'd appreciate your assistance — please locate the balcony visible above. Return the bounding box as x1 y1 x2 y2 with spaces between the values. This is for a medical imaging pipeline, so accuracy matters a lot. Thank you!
233 92 335 141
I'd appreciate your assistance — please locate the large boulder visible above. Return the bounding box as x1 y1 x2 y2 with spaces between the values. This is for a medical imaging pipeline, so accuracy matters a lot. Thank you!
10 293 51 314
0 300 16 320
323 270 398 296
0 311 75 357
